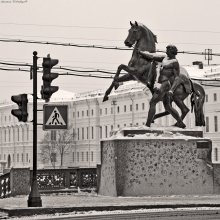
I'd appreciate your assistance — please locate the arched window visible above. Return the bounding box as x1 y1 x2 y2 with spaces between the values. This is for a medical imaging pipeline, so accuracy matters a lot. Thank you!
17 128 19 141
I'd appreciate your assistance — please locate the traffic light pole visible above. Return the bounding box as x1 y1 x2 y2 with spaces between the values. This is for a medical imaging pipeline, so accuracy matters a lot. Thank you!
28 51 42 207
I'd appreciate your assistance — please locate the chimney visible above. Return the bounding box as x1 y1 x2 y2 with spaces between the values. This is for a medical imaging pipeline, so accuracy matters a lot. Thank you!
192 61 203 69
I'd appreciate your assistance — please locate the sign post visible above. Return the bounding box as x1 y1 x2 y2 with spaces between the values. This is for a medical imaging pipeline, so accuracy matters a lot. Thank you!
27 51 42 207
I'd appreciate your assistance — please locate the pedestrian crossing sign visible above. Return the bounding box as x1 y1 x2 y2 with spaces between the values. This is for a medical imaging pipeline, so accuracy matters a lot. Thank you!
43 105 68 130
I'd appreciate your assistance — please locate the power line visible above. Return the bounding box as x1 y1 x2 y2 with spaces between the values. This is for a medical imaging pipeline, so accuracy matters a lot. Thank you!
1 22 220 34
2 38 220 57
0 38 129 50
0 33 122 42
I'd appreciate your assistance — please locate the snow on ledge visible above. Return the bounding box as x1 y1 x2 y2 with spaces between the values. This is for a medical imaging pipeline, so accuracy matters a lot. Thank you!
105 125 204 141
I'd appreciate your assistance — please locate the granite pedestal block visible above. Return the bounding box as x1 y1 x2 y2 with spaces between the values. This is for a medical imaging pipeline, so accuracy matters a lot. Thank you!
99 129 213 196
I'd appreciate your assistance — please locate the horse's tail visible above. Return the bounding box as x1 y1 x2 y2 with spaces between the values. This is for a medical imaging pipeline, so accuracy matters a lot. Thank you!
190 82 206 126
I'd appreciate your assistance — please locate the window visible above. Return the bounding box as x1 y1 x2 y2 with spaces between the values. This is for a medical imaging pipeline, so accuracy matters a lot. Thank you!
105 126 108 138
86 127 89 139
87 110 89 116
111 125 113 131
77 152 79 162
9 129 10 142
22 128 24 141
4 129 6 142
51 130 56 141
100 126 102 139
22 153 24 162
136 104 138 111
81 152 84 162
26 153 28 162
17 129 19 141
51 152 56 162
124 105 126 112
73 112 75 118
27 126 29 141
214 93 217 102
82 111 84 117
205 116 209 132
77 111 79 117
17 154 19 162
91 127 94 139
77 128 80 140
91 109 94 116
105 108 107 115
91 151 94 162
214 116 218 132
82 127 84 140
111 107 113 114
86 152 89 161
73 152 75 162
130 104 132 111
117 106 120 113
215 148 218 161
142 103 145 110
205 94 208 102
100 109 102 115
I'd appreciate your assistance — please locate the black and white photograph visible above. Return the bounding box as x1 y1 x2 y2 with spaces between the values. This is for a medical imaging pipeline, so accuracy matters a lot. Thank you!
0 0 220 219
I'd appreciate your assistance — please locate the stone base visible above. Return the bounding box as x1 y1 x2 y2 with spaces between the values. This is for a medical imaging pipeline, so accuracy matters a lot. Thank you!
99 129 213 196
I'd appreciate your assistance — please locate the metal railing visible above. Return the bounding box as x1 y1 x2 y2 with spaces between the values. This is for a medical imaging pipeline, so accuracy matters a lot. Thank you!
31 168 97 191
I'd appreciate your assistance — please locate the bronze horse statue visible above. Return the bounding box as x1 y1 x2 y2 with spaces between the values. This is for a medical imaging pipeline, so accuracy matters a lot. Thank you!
103 21 205 127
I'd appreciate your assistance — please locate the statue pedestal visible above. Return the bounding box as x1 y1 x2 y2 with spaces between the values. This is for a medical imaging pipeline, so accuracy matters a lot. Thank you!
98 127 213 196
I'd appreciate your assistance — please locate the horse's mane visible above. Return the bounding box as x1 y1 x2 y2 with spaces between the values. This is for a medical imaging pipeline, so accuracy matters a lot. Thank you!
138 23 157 44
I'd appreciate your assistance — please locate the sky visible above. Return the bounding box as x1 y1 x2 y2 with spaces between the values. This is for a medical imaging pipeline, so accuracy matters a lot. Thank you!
0 0 220 101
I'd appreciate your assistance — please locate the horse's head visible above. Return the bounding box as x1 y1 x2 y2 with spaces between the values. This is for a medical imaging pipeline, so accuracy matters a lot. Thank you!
124 21 157 52
124 21 141 48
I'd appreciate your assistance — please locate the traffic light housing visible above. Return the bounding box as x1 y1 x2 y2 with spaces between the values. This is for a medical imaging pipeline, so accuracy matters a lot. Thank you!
41 56 59 102
11 94 28 122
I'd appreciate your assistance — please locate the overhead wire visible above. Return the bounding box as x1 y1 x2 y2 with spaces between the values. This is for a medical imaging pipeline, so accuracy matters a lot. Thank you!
1 38 220 57
2 22 220 34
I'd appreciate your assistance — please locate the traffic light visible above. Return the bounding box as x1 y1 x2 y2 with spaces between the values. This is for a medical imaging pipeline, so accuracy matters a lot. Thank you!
11 94 28 122
41 55 59 102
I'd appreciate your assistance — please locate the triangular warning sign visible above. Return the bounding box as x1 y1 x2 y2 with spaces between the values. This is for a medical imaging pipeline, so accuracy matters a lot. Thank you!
46 107 66 126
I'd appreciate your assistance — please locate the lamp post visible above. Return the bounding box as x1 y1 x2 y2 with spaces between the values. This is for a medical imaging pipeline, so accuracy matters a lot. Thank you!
27 51 42 207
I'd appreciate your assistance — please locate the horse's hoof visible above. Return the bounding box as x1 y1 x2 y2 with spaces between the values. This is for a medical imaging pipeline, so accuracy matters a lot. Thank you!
175 121 186 129
114 82 119 90
145 123 151 127
103 95 109 102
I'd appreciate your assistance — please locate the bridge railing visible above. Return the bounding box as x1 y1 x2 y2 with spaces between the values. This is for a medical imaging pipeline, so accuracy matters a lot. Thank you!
31 168 97 191
0 172 11 198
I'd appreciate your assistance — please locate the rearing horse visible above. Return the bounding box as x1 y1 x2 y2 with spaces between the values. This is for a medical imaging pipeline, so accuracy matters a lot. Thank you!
103 21 157 102
103 21 205 127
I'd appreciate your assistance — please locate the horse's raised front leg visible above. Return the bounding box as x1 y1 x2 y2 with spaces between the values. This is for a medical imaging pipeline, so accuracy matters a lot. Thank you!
103 64 136 102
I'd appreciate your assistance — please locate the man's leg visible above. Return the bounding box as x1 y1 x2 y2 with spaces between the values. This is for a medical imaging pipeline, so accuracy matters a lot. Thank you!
146 83 165 127
163 94 186 128
168 77 183 95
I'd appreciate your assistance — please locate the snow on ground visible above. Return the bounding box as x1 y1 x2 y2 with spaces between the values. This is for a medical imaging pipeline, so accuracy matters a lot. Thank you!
8 207 220 220
2 193 220 219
